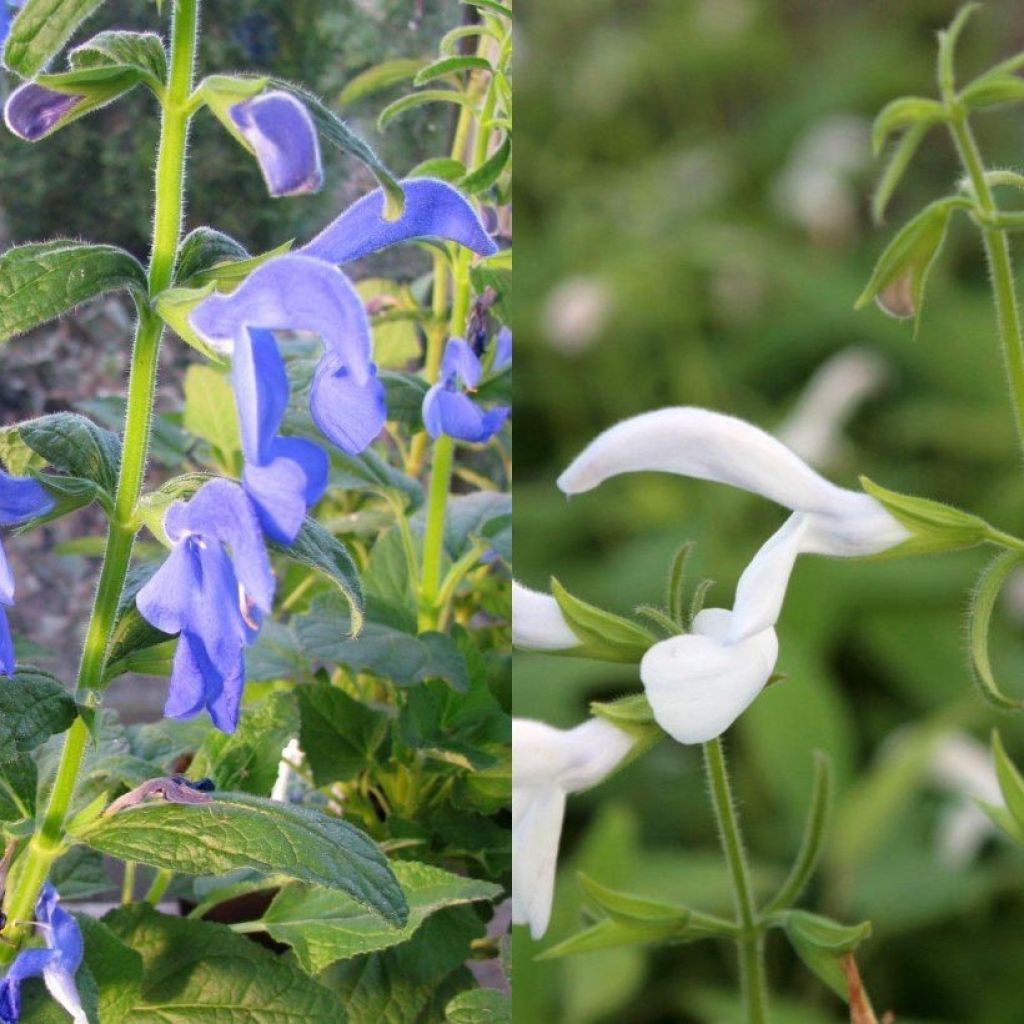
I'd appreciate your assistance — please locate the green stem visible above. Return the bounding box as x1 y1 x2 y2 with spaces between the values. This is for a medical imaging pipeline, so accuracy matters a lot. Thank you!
143 867 174 905
950 112 1024 453
704 737 769 1024
0 0 200 964
418 433 456 628
121 861 137 905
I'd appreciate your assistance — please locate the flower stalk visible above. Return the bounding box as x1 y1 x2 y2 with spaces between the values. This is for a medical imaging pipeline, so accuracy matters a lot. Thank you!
0 0 201 962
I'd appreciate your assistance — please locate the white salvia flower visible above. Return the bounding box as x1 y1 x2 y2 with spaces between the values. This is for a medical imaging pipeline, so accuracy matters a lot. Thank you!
777 348 889 469
930 731 1003 868
559 408 910 743
512 717 635 939
512 580 579 651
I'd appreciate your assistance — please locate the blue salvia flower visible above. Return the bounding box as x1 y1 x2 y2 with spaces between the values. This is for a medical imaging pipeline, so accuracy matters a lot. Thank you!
136 479 275 733
0 884 86 1024
190 178 498 457
233 326 328 543
0 471 54 677
423 335 511 443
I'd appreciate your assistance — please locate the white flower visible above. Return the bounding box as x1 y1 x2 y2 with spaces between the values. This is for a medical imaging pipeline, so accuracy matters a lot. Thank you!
512 717 635 939
559 408 909 743
512 580 579 651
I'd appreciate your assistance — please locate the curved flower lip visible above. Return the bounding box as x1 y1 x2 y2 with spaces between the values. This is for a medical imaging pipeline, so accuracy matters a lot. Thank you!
4 82 82 142
230 91 324 198
639 608 779 745
511 581 579 651
557 406 909 556
301 177 498 265
0 470 55 528
512 717 635 939
189 254 373 377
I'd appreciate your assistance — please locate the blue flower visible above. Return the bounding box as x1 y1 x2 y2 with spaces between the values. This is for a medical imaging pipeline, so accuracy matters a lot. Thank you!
0 884 86 1024
229 91 323 198
233 326 328 543
0 471 53 677
423 336 510 443
190 178 498 457
136 479 275 733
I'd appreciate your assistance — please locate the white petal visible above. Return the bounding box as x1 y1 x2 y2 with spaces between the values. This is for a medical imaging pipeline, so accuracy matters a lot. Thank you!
512 580 580 651
512 717 634 793
800 500 910 556
557 407 859 518
511 785 566 940
729 513 807 642
640 625 778 744
43 967 88 1024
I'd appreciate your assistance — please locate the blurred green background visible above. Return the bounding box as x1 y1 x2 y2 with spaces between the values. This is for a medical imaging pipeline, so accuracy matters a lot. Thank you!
515 1 1024 1021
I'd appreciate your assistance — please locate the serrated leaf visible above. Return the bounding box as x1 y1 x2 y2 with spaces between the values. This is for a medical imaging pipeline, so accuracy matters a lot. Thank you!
855 198 964 329
270 518 365 633
338 57 428 107
551 578 656 663
75 791 408 926
3 0 106 77
261 861 501 974
190 691 300 796
859 476 991 555
297 682 389 786
968 551 1024 710
102 905 341 1022
0 668 77 761
870 96 946 156
414 55 492 87
6 412 121 495
0 241 147 342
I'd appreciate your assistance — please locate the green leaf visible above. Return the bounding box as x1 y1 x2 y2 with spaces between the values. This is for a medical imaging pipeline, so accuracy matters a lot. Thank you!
190 691 300 796
273 78 406 219
590 693 656 728
413 55 493 86
69 29 166 82
102 565 174 683
872 120 930 225
991 730 1024 835
378 89 477 131
330 447 423 510
382 370 429 429
537 916 699 959
174 227 249 285
2 0 106 77
0 241 147 343
260 861 501 974
578 873 692 924
961 71 1024 110
409 157 468 182
969 551 1024 710
446 989 511 1024
461 134 511 195
101 905 341 1021
356 278 421 368
469 252 511 322
297 682 389 786
338 57 429 107
551 578 657 663
779 910 872 1000
270 518 365 634
183 363 241 467
152 283 225 361
870 96 946 156
855 198 964 329
0 754 37 821
0 668 77 762
938 3 981 97
859 476 991 555
74 791 409 926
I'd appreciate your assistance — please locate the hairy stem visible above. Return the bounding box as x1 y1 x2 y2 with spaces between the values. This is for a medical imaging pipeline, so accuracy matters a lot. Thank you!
0 0 201 962
704 737 769 1024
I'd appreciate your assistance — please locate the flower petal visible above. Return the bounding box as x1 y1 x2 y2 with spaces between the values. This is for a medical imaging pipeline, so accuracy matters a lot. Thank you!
301 177 497 264
229 91 323 198
165 479 274 613
164 632 211 721
4 83 82 142
0 541 13 606
190 255 373 383
232 326 290 464
244 436 328 544
136 541 198 637
511 784 565 941
309 356 387 454
640 618 779 744
511 581 580 651
0 470 54 526
493 327 512 371
0 948 57 1024
442 337 483 389
423 387 507 442
0 608 13 678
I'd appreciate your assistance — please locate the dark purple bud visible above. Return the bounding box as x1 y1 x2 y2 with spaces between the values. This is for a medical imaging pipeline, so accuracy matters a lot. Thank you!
4 83 83 142
103 776 216 816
